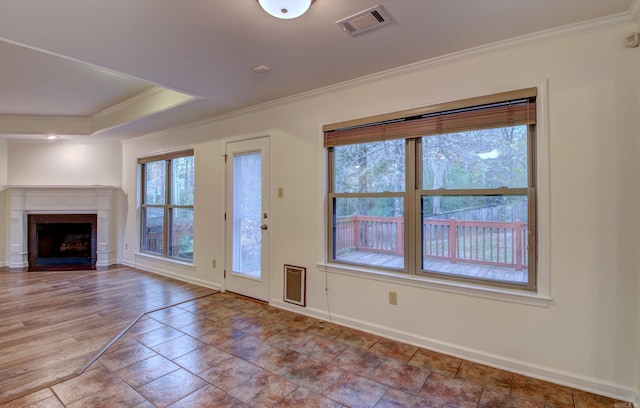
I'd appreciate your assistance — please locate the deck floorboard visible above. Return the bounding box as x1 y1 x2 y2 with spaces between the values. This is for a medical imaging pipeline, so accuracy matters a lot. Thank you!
337 251 528 283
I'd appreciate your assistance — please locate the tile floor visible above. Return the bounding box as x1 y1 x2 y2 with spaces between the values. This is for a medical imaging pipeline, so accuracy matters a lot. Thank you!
0 292 632 408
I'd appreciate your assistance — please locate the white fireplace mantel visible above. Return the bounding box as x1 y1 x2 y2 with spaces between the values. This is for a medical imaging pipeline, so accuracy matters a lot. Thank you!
5 185 119 269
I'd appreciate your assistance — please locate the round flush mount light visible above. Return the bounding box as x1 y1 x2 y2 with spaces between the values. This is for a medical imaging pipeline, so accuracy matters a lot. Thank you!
46 134 57 140
257 0 315 19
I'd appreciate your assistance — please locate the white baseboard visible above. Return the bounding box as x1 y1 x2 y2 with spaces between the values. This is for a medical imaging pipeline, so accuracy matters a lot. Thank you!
122 259 221 291
96 257 118 268
270 298 639 406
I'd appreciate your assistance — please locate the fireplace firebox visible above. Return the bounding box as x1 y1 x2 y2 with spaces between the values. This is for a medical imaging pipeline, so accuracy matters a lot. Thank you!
28 214 97 271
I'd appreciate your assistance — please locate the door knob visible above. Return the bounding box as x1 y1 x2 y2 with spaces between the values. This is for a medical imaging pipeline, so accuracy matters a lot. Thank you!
261 224 268 230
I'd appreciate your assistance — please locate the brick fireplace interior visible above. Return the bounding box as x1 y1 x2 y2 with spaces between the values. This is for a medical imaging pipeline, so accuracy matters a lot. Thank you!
27 214 97 271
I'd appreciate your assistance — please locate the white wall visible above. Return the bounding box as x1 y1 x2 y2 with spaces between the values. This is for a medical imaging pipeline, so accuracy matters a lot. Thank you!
0 140 6 184
120 23 638 403
0 140 7 266
636 17 640 403
6 141 122 186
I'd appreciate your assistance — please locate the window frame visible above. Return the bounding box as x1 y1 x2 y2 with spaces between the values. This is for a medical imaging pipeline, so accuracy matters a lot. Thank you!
328 140 411 274
139 149 195 262
325 89 538 292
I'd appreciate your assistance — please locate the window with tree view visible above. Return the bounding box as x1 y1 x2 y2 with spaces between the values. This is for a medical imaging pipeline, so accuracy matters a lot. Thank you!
140 150 194 261
326 89 537 290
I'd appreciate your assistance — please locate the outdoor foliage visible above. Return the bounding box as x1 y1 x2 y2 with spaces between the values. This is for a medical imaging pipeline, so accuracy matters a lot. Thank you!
232 152 262 275
144 161 166 205
334 139 404 218
422 126 528 216
333 125 528 220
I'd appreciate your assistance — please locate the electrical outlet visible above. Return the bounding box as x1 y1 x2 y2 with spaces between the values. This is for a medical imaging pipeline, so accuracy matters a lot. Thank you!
278 187 284 198
388 291 398 305
212 259 216 268
125 243 128 250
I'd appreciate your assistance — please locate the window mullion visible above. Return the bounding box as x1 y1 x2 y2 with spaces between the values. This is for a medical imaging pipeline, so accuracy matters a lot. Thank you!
331 192 404 198
419 187 528 196
140 164 147 253
405 138 416 275
527 123 537 290
164 159 171 257
327 148 336 262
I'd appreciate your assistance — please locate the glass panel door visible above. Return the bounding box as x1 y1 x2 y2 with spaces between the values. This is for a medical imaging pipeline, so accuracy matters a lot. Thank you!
225 137 270 301
232 151 262 278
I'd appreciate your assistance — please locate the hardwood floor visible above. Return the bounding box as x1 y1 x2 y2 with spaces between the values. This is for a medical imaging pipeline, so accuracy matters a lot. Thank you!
0 266 217 403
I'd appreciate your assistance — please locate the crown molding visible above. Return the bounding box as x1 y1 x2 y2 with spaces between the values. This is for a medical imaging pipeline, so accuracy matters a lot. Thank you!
629 0 640 23
0 114 91 135
5 137 121 145
92 86 195 119
91 87 198 136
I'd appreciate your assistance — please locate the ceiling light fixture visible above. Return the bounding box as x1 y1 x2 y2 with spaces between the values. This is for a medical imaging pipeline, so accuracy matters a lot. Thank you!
257 0 316 19
46 134 57 140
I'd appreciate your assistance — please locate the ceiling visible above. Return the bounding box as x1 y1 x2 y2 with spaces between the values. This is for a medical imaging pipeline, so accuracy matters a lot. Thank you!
0 0 636 141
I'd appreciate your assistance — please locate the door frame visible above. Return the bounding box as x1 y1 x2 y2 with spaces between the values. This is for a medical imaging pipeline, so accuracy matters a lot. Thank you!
223 134 272 302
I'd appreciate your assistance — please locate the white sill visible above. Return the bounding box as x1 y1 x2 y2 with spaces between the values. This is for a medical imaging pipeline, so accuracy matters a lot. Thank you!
317 262 552 307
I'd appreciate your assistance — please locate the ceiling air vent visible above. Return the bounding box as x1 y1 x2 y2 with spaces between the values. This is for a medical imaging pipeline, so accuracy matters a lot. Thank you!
336 5 390 36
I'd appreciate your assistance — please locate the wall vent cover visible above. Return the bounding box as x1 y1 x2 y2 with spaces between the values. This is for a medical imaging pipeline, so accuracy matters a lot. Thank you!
336 5 390 36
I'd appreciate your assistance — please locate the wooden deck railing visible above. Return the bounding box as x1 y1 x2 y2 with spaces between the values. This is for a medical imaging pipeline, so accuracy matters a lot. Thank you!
144 225 193 259
336 215 528 270
336 215 404 256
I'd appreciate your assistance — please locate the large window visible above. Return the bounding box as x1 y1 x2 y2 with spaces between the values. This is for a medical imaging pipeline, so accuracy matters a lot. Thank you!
326 89 537 290
139 150 194 261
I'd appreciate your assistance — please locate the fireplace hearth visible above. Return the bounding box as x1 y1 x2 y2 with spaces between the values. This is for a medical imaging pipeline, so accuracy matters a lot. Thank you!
28 214 97 271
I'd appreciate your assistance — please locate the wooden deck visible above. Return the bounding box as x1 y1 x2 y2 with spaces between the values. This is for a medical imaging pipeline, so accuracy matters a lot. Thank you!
337 250 528 283
0 265 216 403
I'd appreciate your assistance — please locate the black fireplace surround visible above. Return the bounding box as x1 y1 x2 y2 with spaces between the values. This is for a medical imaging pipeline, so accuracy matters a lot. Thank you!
27 214 97 271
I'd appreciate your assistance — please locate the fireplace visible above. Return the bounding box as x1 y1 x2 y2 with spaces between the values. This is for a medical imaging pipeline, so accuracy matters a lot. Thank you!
28 214 97 271
6 186 118 270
